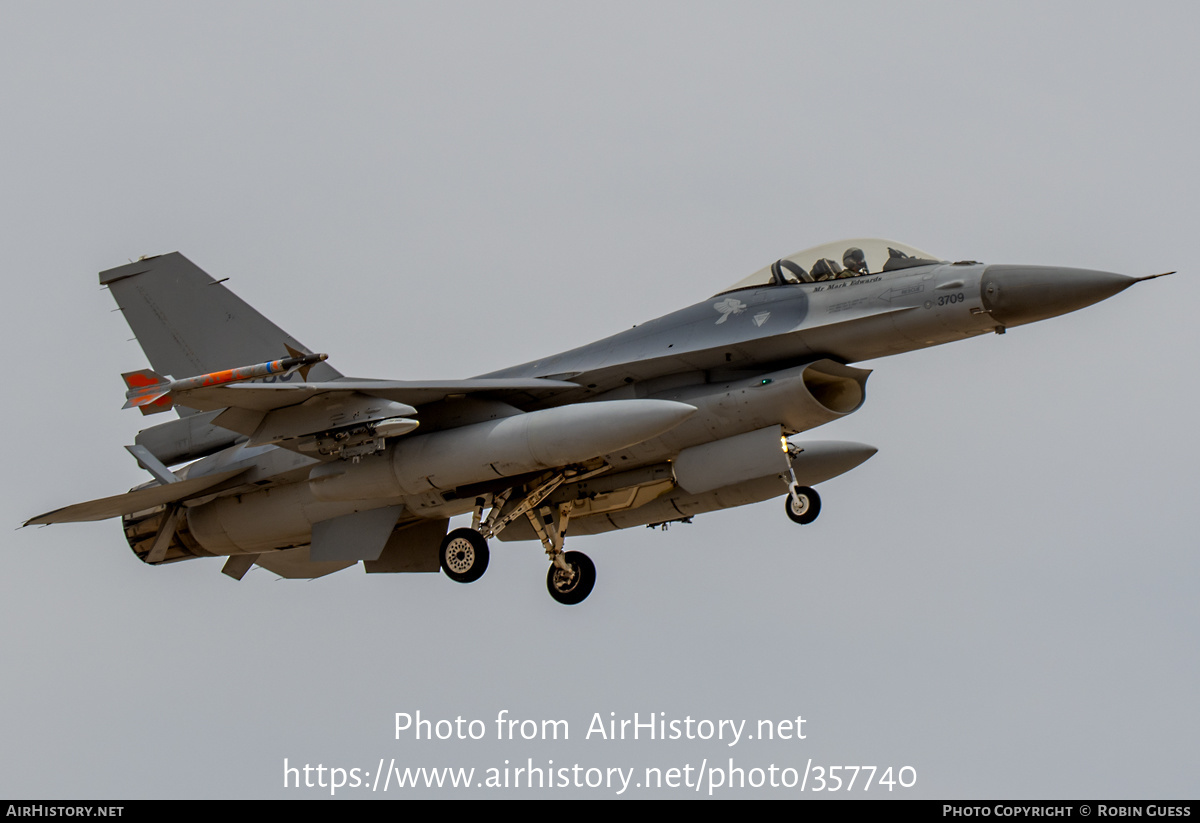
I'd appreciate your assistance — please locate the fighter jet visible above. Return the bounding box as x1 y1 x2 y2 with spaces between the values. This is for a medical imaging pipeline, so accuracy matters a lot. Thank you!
24 239 1171 604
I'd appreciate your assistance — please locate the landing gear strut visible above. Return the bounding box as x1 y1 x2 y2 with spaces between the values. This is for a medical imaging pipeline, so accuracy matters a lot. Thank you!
523 491 597 605
453 468 605 604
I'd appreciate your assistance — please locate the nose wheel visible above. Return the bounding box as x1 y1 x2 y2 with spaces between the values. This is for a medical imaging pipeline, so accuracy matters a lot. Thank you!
546 550 595 605
784 485 821 525
439 528 490 583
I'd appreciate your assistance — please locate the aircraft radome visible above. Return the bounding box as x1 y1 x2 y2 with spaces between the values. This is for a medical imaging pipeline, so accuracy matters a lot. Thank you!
24 239 1172 604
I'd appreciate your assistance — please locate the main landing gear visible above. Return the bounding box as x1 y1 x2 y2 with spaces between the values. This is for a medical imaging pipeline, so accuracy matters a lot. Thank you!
546 550 596 605
437 468 606 605
439 528 489 583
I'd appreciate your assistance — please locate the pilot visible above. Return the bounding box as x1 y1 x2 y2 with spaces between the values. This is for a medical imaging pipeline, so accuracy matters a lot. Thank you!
810 258 843 281
843 247 869 276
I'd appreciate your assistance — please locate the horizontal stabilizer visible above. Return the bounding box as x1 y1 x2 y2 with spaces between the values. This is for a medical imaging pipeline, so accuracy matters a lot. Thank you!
24 468 248 526
134 410 244 467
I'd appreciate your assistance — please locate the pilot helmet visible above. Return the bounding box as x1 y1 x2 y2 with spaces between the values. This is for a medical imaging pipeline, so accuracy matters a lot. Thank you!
843 247 868 274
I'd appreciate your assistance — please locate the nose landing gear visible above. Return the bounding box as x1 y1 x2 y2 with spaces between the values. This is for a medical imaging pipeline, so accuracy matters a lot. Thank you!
782 440 822 525
784 485 821 525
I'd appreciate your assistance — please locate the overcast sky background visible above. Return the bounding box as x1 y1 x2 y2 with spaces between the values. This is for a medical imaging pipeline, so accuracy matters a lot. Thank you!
3 1 1197 799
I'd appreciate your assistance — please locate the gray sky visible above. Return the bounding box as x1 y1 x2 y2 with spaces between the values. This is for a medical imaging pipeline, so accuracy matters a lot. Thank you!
3 1 1197 798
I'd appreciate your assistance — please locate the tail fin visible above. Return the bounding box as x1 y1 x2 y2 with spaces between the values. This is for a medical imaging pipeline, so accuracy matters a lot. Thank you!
101 254 342 402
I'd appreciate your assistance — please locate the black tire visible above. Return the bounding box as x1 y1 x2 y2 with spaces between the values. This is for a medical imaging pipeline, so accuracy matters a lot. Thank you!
440 528 489 583
784 486 821 525
546 550 596 605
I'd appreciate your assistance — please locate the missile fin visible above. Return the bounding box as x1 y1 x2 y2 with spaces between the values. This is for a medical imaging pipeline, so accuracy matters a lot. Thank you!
121 368 166 391
142 396 175 415
121 368 173 412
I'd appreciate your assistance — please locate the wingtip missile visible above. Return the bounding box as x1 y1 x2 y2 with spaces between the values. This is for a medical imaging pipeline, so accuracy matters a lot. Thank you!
121 351 330 414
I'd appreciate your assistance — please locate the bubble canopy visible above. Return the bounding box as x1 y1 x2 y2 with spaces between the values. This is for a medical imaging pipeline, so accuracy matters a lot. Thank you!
720 238 942 294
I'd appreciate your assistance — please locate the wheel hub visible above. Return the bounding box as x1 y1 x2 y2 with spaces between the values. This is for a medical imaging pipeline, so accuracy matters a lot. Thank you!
551 565 578 592
445 538 475 573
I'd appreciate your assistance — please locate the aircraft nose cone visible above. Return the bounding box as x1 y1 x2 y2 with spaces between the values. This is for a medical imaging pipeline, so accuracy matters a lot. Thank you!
981 265 1136 328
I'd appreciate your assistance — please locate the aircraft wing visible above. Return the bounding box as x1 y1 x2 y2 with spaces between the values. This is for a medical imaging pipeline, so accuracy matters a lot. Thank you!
24 468 249 526
170 377 582 414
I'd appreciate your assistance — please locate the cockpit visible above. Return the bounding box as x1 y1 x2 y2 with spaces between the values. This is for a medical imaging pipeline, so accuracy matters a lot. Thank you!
719 238 943 294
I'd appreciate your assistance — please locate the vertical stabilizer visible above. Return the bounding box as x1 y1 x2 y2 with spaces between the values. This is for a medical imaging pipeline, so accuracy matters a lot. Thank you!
100 253 342 384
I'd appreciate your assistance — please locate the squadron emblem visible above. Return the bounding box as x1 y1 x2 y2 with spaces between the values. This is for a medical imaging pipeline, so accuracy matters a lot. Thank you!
713 297 747 324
